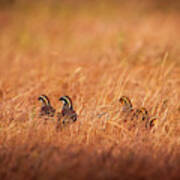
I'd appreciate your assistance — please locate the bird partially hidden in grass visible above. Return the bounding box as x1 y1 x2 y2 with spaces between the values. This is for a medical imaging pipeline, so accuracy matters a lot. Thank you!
119 96 135 122
119 96 133 112
134 107 158 130
56 96 77 129
38 95 56 117
119 96 158 130
132 107 149 121
146 117 158 129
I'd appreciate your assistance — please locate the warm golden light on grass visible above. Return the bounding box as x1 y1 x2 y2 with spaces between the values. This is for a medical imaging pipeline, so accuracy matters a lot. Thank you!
0 1 180 179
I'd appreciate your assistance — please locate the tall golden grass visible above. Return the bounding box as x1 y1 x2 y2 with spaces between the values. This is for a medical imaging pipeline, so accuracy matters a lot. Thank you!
0 1 180 179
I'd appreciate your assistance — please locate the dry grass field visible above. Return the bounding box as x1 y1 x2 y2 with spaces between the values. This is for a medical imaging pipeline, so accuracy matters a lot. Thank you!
0 0 180 179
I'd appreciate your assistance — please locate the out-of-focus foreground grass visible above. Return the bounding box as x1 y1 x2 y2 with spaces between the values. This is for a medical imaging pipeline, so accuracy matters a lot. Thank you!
0 0 180 179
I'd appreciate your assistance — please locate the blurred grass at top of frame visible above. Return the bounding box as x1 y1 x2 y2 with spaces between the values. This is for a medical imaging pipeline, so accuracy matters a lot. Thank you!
0 0 180 55
0 0 122 54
